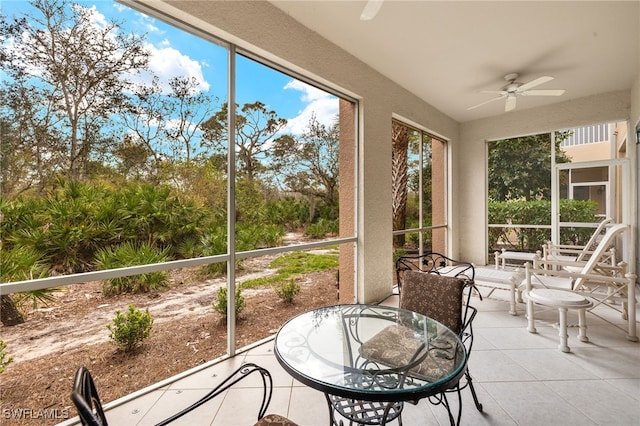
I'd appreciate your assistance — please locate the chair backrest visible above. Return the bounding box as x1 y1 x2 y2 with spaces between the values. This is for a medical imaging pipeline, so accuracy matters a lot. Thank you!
71 367 108 426
395 252 474 292
399 270 465 334
576 218 614 261
574 223 628 288
544 218 615 263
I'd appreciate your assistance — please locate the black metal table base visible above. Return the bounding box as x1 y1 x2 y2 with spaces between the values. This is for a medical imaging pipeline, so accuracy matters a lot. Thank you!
326 394 403 426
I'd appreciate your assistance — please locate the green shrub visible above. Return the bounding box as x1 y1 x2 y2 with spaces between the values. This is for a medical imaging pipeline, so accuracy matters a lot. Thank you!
1 180 210 275
488 199 598 251
274 279 301 303
95 242 170 295
236 224 285 251
0 339 14 374
212 287 245 318
107 305 153 352
304 218 338 239
0 245 56 310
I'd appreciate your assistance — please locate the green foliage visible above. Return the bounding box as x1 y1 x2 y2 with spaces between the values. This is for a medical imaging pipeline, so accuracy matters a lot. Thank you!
95 242 170 295
236 224 285 251
305 218 338 238
0 244 49 281
488 132 571 201
270 251 339 275
212 287 245 318
14 289 59 310
0 339 13 374
242 251 338 289
265 197 309 231
488 199 598 251
274 279 301 303
107 305 154 352
0 244 57 310
393 249 407 263
1 180 209 275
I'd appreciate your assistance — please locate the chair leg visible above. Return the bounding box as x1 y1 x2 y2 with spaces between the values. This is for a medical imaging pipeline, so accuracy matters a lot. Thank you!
465 371 483 412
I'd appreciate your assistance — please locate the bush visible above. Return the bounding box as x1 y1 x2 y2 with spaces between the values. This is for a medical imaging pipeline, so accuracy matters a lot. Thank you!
95 242 170 295
274 279 301 303
488 199 598 251
107 305 154 352
212 287 245 318
1 180 210 274
0 339 14 374
304 218 338 239
0 245 56 310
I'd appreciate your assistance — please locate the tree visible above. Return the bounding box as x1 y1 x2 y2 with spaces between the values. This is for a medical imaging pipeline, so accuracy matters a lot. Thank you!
202 101 287 181
119 77 168 179
0 0 149 182
391 120 409 247
120 76 218 182
271 114 340 221
488 132 571 201
164 76 219 164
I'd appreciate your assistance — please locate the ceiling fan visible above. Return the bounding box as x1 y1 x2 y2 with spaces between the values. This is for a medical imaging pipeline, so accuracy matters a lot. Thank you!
360 0 384 21
467 73 566 112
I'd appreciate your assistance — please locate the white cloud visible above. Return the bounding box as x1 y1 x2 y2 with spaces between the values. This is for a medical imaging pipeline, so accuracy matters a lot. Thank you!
283 80 338 135
81 5 109 29
131 42 210 94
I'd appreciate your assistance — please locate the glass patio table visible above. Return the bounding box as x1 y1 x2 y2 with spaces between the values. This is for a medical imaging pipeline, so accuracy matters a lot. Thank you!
274 304 467 425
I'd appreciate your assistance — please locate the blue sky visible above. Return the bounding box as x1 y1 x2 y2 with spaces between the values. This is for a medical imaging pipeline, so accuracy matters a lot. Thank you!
1 0 339 136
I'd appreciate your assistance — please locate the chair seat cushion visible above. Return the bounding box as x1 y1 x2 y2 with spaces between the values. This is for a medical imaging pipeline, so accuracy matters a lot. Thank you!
254 414 299 426
519 274 574 291
359 324 458 382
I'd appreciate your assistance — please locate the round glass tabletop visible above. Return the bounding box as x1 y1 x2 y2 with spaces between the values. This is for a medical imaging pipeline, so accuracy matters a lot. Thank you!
274 304 467 402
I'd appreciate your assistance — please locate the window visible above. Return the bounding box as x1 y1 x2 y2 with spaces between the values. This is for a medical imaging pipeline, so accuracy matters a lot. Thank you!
0 0 357 384
391 120 448 257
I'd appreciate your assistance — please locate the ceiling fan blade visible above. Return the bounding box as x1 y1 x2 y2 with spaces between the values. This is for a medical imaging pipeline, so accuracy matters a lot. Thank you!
467 95 505 110
517 76 554 92
505 95 517 112
360 0 384 20
521 89 566 96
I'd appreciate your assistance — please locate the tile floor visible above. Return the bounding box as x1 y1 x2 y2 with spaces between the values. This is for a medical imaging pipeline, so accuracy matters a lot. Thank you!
62 283 640 426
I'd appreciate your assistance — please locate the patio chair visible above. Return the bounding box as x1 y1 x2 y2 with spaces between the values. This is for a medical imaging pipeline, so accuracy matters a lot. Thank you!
542 218 615 265
397 265 483 424
71 363 298 426
522 223 637 342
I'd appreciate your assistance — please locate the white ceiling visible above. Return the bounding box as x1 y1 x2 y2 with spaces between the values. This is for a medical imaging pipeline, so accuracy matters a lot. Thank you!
269 0 639 123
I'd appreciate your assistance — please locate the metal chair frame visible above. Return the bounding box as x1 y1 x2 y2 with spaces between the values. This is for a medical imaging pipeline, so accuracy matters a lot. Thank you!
395 252 484 424
72 363 278 426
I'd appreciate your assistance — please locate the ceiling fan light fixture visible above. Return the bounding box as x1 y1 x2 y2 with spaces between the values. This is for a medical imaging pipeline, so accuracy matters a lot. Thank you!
468 72 565 112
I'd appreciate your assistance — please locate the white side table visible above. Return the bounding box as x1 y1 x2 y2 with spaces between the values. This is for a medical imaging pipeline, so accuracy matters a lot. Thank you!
526 288 593 353
495 249 541 270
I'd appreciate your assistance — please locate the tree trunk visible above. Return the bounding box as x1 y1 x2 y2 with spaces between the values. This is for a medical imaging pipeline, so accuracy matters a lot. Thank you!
1 295 24 326
391 121 409 248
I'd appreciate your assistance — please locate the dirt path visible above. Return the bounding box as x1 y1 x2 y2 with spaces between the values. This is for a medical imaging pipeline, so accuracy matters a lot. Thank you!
1 249 285 363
